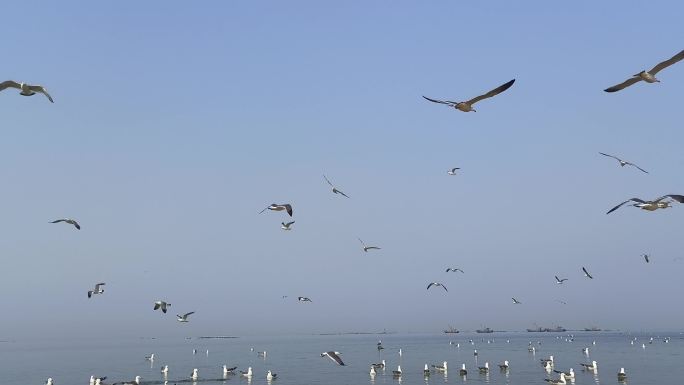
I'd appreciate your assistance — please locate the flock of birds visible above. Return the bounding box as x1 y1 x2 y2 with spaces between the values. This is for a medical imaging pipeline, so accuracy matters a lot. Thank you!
4 43 683 385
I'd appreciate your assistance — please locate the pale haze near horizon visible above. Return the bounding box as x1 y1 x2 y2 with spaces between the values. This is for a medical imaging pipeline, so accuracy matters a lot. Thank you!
2 1 683 340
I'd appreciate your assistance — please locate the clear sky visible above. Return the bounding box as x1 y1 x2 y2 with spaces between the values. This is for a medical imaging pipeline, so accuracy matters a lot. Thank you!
2 1 683 340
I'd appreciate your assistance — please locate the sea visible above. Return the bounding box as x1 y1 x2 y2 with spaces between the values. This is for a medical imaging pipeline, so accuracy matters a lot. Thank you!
2 331 681 385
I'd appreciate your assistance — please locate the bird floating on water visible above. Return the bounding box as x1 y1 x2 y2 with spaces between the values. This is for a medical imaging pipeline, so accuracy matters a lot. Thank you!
423 364 430 376
90 376 107 385
599 153 648 173
191 369 198 380
145 354 154 362
431 361 447 372
544 372 566 384
618 367 627 381
240 367 253 377
582 267 594 279
427 282 448 292
371 360 386 369
555 276 568 284
392 365 402 377
45 379 53 385
498 360 509 370
281 221 295 230
370 366 376 376
478 362 489 373
266 370 277 380
321 351 345 366
223 366 237 375
161 366 169 375
0 80 54 102
176 312 194 322
459 364 467 376
606 195 684 214
580 360 598 372
358 238 381 252
554 368 574 379
259 203 293 217
423 79 515 112
153 301 171 313
323 174 350 198
604 49 684 92
50 218 80 230
87 283 105 298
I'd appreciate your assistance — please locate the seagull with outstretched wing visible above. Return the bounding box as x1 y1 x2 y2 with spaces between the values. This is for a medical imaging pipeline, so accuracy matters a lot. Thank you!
176 312 195 322
323 175 350 198
446 268 464 273
50 218 80 230
606 195 684 214
512 297 522 304
259 203 293 217
427 282 448 292
604 49 684 92
599 153 648 173
0 80 54 102
447 167 460 175
88 283 105 298
582 267 594 279
555 276 568 284
423 79 515 112
358 238 381 252
321 351 345 366
281 221 295 230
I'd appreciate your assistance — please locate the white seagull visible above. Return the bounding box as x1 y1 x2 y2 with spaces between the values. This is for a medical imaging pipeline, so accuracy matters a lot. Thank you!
323 174 350 198
145 353 154 362
447 167 461 175
392 365 402 377
176 312 195 322
604 49 684 92
555 276 568 284
321 351 345 366
544 373 566 384
606 195 684 214
618 367 627 381
90 376 107 385
423 79 515 112
190 369 198 380
281 221 295 230
0 80 54 102
223 366 237 375
554 368 575 379
432 361 448 372
582 267 594 279
478 362 489 373
87 283 105 298
446 268 464 273
50 218 80 230
259 203 293 217
153 301 171 313
427 282 448 292
498 360 509 370
239 367 253 377
358 238 381 252
580 360 598 372
599 153 648 173
266 370 277 380
459 364 467 376
161 365 169 374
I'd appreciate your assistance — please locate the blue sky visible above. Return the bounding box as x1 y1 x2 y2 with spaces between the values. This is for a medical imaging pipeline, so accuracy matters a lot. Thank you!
2 1 683 339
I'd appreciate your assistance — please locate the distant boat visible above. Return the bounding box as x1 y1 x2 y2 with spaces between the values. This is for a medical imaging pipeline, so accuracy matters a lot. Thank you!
527 325 566 332
584 327 602 332
443 325 460 334
476 327 494 333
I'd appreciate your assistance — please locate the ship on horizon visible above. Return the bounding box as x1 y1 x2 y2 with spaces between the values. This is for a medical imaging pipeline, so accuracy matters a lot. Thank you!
476 326 494 333
443 325 460 334
584 326 602 331
527 325 567 332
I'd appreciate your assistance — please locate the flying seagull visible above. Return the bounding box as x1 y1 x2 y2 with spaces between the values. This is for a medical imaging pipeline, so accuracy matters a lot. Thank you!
0 80 54 102
447 167 461 175
50 218 80 230
555 276 568 284
321 351 345 366
259 203 293 217
427 282 448 292
643 254 650 263
87 283 105 298
512 297 522 304
323 175 350 198
582 267 594 279
176 312 195 322
153 300 171 313
298 297 312 302
599 153 648 173
281 221 295 230
358 238 381 252
556 300 568 305
604 49 684 92
446 268 464 273
423 79 515 112
606 195 684 214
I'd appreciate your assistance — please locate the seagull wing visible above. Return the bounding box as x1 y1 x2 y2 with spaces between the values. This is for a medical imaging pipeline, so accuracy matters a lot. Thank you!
334 188 350 198
625 162 648 173
648 49 684 75
325 351 345 366
28 85 54 103
154 303 161 310
71 220 81 230
598 152 621 162
582 267 593 279
606 198 645 214
555 276 561 282
95 283 105 290
323 174 334 187
466 79 515 105
427 283 435 290
440 284 448 292
665 194 684 203
50 219 66 224
365 246 381 250
0 80 21 91
183 312 195 317
285 221 295 226
446 268 452 272
358 238 366 247
604 77 641 92
422 95 457 106
284 204 293 217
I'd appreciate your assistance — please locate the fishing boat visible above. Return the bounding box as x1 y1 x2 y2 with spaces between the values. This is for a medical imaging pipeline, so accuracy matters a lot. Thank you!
443 325 460 334
476 327 494 333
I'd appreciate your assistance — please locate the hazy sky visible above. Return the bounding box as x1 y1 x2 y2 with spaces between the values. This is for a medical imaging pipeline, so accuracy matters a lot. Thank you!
2 1 683 340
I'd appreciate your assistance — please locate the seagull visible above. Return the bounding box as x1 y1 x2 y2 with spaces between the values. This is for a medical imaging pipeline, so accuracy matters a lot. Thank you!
427 282 448 292
556 299 568 305
431 361 447 372
239 367 253 377
145 354 154 361
446 268 464 273
459 364 467 376
116 376 141 385
643 254 650 263
447 167 460 175
257 351 267 358
580 360 598 372
176 312 194 322
618 367 627 381
298 297 312 302
358 238 381 252
90 376 107 385
554 368 575 379
582 267 594 279
266 370 277 380
0 80 54 102
153 301 171 313
599 153 648 173
555 276 568 284
392 365 402 377
281 221 295 230
423 364 430 377
544 373 566 385
87 283 105 298
512 297 522 304
46 379 54 385
259 203 293 217
541 356 554 366
161 366 169 375
604 50 684 92
478 362 489 373
50 218 80 230
606 195 684 214
223 366 237 375
498 360 509 370
323 175 350 198
423 79 515 112
371 359 386 369
321 351 345 366
190 369 198 380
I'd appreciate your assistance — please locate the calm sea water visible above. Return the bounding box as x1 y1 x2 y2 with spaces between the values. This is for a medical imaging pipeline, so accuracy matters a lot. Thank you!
2 332 682 385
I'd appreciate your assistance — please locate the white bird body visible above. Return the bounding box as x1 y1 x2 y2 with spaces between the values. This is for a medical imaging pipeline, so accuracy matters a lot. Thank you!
161 365 169 374
545 373 566 384
392 365 402 376
145 354 154 361
240 367 253 377
191 368 198 380
176 312 195 322
580 360 598 372
281 221 295 230
370 366 376 376
459 364 467 376
266 370 276 380
46 378 53 385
